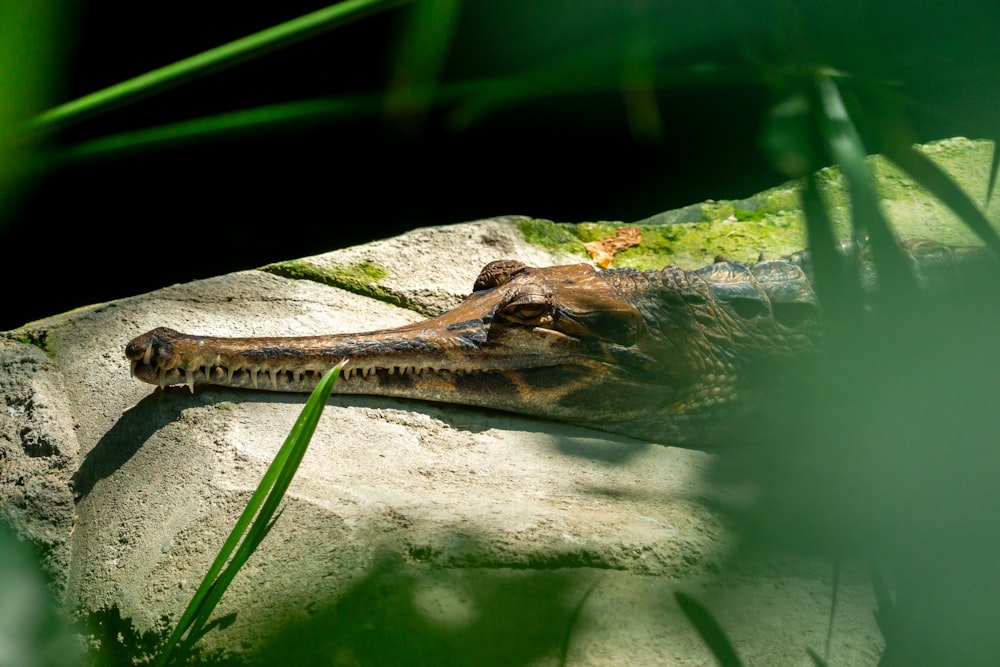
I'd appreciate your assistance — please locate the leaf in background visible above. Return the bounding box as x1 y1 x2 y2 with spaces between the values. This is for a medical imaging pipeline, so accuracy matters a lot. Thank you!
813 73 916 300
881 138 1000 255
987 141 999 209
384 0 463 136
0 2 69 223
24 0 413 137
801 173 863 330
38 96 383 168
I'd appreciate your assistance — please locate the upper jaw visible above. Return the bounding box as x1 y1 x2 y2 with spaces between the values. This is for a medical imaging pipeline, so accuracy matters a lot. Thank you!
125 324 593 393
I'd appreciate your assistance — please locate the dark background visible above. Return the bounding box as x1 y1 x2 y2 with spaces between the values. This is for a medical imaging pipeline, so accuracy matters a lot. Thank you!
3 1 999 330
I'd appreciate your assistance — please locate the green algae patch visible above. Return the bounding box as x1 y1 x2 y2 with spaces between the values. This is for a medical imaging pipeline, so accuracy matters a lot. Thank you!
518 216 807 270
4 330 52 357
522 138 1000 270
261 259 422 310
517 218 584 255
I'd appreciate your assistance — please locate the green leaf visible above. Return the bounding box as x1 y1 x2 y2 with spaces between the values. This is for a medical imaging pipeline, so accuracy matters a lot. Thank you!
801 174 864 328
24 0 412 136
154 361 346 667
881 139 1000 255
813 73 916 299
987 141 999 209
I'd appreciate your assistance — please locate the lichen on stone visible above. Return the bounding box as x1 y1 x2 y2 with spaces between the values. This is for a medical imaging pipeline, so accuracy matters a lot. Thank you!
260 259 424 311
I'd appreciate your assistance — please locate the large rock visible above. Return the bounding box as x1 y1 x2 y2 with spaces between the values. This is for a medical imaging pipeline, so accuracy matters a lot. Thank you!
18 130 995 667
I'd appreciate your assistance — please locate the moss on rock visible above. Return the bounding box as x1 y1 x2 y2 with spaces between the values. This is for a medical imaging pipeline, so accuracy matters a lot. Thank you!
521 138 999 269
261 259 421 310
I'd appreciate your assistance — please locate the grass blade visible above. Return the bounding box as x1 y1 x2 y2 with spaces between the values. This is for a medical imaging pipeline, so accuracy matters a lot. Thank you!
801 173 863 327
24 0 412 135
384 0 462 130
35 96 383 168
988 141 999 209
881 138 1000 254
813 73 915 298
675 591 744 667
154 360 346 667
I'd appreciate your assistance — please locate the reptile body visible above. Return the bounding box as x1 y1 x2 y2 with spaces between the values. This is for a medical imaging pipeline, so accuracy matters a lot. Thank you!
125 239 989 443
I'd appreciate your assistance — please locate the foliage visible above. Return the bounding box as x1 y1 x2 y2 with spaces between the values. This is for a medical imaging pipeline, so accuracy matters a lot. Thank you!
695 73 1000 665
154 361 344 666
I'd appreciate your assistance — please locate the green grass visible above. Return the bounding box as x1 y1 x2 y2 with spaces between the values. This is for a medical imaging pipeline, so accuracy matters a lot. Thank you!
679 72 1000 665
155 361 345 666
23 0 413 137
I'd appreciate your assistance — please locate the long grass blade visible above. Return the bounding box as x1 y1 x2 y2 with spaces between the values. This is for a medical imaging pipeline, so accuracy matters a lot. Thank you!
813 73 915 298
801 173 863 327
154 361 346 667
34 96 382 168
383 0 462 130
881 138 1000 254
24 0 412 135
987 141 999 209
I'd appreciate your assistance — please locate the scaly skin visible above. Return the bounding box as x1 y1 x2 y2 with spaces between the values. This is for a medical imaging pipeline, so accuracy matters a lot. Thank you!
125 239 987 443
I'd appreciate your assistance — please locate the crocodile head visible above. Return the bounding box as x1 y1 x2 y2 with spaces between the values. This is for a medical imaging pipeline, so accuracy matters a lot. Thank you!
126 257 821 443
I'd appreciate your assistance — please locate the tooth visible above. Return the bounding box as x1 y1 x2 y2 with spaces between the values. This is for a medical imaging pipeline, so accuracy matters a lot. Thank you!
185 369 195 393
268 370 278 389
158 370 167 390
387 367 395 375
143 342 153 366
295 371 303 383
251 370 259 388
130 360 137 377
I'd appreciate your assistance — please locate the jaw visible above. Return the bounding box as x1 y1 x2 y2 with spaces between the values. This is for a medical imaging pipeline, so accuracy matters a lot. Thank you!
125 325 636 424
331 361 628 423
124 259 670 436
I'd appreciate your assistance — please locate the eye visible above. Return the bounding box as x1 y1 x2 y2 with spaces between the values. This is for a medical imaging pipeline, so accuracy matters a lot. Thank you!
499 298 550 323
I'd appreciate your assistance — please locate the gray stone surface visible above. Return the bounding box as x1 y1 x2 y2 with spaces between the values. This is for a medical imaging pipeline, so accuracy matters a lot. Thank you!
0 196 916 664
0 338 78 590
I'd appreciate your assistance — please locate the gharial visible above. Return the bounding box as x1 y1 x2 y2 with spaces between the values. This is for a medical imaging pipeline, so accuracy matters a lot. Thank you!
125 238 991 444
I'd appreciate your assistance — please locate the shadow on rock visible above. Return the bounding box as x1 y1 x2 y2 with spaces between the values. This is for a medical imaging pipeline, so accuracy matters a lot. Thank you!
252 551 599 667
73 392 202 500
